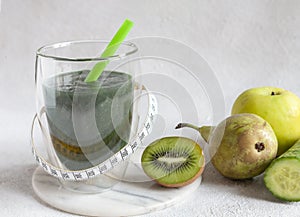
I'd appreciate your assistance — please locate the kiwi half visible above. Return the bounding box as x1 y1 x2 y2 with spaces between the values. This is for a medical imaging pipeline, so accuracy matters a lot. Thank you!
141 136 205 187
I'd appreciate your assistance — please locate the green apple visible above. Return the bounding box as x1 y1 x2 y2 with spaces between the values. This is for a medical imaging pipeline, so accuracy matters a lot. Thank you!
232 87 300 156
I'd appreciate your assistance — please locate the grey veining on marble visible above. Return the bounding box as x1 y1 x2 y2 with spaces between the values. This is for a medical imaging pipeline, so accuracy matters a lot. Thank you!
32 166 201 216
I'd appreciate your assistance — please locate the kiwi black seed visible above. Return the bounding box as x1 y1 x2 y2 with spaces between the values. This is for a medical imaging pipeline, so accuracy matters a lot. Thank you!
141 136 205 187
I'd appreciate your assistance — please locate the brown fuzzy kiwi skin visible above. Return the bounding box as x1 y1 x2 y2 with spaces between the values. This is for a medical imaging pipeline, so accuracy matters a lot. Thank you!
153 150 205 188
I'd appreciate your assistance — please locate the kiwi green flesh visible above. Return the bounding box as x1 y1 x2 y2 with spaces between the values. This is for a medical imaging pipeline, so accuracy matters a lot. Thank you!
141 137 205 187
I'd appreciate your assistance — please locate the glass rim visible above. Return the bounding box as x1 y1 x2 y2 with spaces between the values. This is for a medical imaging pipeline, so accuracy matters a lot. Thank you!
36 40 138 62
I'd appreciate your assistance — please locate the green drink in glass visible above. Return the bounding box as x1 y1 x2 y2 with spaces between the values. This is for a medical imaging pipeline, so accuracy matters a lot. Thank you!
35 40 139 174
43 70 133 170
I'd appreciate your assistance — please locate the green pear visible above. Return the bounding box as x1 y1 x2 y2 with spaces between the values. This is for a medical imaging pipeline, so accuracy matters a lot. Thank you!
176 113 278 179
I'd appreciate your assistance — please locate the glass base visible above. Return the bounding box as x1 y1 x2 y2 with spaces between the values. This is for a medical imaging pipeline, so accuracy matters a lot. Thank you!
59 173 120 194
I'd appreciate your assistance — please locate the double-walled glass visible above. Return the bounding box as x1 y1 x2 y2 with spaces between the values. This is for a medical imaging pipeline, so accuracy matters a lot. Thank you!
34 40 140 191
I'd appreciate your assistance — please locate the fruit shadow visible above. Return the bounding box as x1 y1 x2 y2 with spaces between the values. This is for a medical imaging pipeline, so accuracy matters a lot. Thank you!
202 162 290 204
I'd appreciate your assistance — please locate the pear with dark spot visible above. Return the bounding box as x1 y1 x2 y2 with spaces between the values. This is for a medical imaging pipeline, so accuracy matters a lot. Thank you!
176 113 278 179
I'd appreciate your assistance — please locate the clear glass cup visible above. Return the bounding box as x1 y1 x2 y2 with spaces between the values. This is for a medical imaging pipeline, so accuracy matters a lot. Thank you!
34 40 141 192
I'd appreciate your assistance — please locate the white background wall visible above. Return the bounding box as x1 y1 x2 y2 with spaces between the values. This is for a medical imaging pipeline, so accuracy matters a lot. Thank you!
1 1 300 216
1 0 300 116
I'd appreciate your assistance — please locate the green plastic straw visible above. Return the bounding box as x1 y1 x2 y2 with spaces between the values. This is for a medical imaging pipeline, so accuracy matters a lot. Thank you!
84 19 134 82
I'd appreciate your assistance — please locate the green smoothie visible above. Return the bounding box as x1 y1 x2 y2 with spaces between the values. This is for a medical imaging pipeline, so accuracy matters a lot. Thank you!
43 70 133 170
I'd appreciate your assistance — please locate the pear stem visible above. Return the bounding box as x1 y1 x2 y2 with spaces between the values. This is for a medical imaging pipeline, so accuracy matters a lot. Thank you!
175 123 200 131
175 123 213 143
